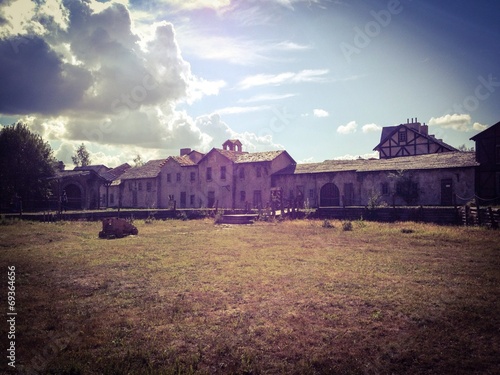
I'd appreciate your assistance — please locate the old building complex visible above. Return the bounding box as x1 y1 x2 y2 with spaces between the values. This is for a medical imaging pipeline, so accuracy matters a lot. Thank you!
53 119 499 210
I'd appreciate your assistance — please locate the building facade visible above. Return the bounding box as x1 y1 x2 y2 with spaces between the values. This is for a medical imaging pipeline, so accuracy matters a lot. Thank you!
53 119 500 211
272 152 477 207
374 118 457 159
470 121 500 204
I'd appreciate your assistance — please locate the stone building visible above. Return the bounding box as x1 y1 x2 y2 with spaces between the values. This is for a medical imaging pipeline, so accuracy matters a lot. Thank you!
52 118 500 211
110 159 166 209
53 164 129 210
272 152 477 207
196 145 295 209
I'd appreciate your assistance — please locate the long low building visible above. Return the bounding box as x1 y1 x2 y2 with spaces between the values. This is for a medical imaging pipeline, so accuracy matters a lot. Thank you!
272 152 477 207
51 119 500 210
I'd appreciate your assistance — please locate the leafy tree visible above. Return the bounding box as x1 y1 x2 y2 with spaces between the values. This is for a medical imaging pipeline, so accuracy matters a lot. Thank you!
133 154 144 167
388 169 420 205
0 122 56 210
458 144 474 152
72 143 91 167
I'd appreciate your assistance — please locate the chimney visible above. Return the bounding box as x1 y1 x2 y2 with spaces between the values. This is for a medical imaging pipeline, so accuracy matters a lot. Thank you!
180 148 191 156
421 123 428 135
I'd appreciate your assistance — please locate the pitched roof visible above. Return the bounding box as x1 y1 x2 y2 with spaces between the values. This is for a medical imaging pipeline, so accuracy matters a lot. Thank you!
235 150 289 163
119 159 166 180
203 148 289 164
470 120 500 141
74 164 110 175
276 152 477 175
167 155 197 166
101 163 131 182
374 124 458 152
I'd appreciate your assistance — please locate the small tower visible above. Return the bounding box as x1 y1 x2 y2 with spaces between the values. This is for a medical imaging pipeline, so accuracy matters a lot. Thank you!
222 139 243 152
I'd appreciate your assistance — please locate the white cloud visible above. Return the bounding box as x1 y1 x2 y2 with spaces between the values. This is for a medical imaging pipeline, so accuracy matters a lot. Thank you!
362 123 381 133
157 0 231 11
333 151 379 160
472 122 488 131
428 114 472 132
237 69 329 90
313 109 329 118
195 113 283 152
337 121 357 134
238 93 297 103
212 105 271 116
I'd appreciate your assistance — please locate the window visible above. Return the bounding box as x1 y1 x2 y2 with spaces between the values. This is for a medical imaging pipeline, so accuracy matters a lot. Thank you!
240 191 246 202
176 173 181 182
496 145 500 164
110 194 114 204
256 166 262 177
253 190 262 208
190 172 196 182
220 166 226 180
128 182 132 191
207 191 215 207
180 192 186 208
239 167 245 179
167 173 171 183
190 194 195 206
138 182 142 191
398 130 407 143
207 167 212 181
309 189 315 200
381 182 389 195
146 182 152 192
344 183 354 206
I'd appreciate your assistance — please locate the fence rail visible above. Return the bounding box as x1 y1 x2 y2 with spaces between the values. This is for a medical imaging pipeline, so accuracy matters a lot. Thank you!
317 206 461 225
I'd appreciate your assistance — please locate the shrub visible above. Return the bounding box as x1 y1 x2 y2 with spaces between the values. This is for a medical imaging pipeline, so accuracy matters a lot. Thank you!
322 219 334 229
342 221 353 231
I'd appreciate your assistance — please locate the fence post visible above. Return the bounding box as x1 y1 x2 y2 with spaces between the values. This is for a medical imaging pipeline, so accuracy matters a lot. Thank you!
488 207 498 229
475 197 482 226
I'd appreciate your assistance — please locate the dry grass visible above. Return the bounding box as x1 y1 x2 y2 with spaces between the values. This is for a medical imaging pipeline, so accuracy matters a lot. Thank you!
0 218 499 374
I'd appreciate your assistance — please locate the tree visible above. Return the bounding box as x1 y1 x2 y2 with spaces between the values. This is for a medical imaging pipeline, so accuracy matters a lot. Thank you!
133 154 144 167
458 144 474 152
72 143 91 167
0 122 56 211
388 169 420 205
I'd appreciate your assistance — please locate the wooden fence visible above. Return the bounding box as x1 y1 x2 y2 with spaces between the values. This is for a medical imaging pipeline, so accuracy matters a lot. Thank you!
459 206 500 228
317 206 461 225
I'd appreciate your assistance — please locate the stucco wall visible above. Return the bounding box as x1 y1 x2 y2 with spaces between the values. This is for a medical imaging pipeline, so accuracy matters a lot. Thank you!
273 167 475 207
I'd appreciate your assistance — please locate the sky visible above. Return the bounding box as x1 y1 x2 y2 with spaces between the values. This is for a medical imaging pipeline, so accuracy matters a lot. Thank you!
0 0 499 167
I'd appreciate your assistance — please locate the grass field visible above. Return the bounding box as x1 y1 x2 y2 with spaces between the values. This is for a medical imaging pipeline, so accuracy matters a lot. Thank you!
0 218 499 374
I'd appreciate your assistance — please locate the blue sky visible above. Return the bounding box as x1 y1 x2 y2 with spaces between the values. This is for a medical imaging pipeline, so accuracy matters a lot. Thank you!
0 0 499 166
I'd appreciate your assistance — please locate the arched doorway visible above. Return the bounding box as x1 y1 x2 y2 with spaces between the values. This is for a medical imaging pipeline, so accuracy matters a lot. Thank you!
63 184 83 210
320 183 340 207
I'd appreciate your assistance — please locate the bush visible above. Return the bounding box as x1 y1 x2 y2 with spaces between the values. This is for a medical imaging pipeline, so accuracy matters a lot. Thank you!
322 219 334 229
342 221 353 231
214 211 224 224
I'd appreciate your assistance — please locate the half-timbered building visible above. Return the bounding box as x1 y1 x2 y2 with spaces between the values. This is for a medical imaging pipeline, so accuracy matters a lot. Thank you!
374 118 457 159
